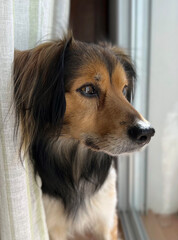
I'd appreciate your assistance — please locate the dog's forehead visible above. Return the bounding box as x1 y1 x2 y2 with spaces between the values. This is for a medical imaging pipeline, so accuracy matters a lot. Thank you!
74 42 117 73
66 41 129 89
69 60 128 90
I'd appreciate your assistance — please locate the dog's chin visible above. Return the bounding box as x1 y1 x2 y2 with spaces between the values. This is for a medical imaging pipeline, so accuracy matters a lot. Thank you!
101 143 149 157
83 136 149 157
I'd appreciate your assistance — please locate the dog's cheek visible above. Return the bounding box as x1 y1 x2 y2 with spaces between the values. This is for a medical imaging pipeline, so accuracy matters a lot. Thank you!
64 93 97 136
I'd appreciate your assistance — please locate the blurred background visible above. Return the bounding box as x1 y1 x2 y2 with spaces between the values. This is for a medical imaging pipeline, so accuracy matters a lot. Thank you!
1 0 178 240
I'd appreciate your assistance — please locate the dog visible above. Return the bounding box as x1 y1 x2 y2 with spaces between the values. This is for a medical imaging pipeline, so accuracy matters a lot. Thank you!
13 32 155 240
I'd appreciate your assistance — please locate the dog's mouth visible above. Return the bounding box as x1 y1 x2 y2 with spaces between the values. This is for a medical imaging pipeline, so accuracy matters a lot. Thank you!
82 129 155 156
84 137 100 151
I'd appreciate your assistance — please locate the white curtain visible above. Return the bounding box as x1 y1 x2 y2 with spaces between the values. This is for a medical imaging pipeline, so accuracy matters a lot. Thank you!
0 1 70 239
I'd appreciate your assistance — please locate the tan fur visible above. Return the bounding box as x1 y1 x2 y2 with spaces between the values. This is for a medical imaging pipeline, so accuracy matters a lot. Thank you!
62 60 146 155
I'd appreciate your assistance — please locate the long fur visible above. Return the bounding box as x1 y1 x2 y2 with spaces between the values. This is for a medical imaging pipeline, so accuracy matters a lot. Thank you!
13 32 146 239
31 136 112 216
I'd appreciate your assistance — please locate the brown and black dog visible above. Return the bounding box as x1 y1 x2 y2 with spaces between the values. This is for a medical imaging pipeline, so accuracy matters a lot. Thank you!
14 32 155 240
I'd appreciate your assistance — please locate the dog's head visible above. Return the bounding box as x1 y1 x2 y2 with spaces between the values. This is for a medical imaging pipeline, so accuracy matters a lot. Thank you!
14 33 155 156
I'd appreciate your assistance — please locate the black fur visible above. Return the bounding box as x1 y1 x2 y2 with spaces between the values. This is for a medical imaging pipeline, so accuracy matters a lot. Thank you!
32 38 72 128
30 135 112 216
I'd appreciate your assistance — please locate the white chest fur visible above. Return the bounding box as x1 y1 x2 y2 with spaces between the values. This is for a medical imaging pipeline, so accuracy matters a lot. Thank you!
43 166 117 240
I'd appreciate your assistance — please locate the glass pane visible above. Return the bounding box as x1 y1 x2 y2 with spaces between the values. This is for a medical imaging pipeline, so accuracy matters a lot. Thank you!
142 1 178 239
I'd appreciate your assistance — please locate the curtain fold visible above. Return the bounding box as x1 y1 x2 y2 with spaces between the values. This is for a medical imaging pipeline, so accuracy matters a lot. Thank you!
0 0 70 239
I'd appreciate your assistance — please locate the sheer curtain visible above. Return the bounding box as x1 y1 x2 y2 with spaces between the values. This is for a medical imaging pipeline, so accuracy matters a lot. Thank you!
0 1 70 239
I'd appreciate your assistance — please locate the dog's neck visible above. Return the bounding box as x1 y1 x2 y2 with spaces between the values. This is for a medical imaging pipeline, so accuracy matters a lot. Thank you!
30 136 113 216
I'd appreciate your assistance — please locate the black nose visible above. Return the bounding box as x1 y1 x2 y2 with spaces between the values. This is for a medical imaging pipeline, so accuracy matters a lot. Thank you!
128 126 155 144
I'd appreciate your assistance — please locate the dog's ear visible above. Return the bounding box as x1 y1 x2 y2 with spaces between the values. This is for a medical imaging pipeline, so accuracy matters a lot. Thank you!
99 42 136 102
14 34 73 132
32 36 73 127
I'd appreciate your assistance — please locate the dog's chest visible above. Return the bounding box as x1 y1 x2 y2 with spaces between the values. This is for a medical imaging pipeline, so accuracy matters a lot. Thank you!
43 166 117 237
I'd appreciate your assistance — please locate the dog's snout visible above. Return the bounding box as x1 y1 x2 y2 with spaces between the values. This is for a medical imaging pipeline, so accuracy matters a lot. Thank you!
128 125 155 144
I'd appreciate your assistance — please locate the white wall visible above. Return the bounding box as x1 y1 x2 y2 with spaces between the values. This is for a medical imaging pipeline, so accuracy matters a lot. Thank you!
147 0 178 214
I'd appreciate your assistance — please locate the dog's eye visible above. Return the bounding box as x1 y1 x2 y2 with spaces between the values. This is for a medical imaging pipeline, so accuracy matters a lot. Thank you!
77 84 98 98
122 85 128 97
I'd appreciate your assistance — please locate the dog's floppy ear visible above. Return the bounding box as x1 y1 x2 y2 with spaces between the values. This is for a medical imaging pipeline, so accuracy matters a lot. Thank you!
31 36 73 127
14 34 73 133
